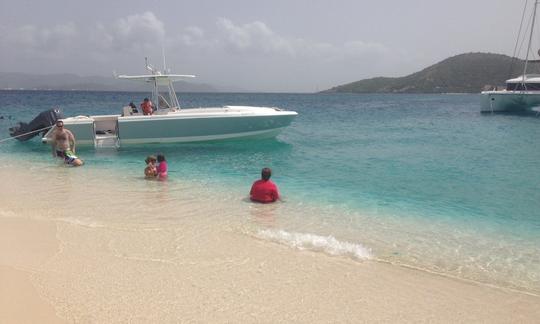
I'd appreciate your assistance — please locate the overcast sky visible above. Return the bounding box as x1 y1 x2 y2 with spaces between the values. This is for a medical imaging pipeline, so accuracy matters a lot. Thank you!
0 0 531 92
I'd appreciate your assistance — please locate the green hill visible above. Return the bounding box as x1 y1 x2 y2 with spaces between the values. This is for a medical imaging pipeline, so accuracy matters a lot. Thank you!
323 52 540 93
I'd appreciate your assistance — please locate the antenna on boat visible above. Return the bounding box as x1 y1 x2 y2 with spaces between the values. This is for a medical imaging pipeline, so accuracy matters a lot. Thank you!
161 46 167 73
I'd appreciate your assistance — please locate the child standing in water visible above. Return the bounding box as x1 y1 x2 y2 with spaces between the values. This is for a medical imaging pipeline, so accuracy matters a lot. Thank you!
144 155 157 178
156 154 168 180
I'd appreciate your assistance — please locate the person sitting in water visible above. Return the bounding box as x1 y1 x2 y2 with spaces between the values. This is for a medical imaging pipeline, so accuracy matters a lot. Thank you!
144 155 157 178
129 102 138 113
250 167 280 203
50 120 84 167
156 154 168 179
140 98 153 115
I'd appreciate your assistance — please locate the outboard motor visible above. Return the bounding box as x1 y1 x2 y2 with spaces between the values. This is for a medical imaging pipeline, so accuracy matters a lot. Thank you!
9 108 64 141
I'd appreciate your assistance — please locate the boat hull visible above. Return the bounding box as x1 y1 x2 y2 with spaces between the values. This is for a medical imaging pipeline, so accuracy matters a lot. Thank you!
117 113 295 144
42 108 297 146
480 91 540 113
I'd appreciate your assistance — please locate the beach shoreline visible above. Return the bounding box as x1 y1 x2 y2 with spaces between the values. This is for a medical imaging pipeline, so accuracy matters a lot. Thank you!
1 163 539 323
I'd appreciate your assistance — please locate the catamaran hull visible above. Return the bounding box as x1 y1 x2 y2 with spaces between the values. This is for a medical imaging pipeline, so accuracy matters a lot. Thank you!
480 91 540 113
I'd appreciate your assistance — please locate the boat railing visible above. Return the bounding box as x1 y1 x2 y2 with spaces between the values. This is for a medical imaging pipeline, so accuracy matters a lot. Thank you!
158 95 172 109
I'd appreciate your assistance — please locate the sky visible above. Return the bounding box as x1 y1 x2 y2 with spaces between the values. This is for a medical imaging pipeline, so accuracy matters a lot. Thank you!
0 0 531 92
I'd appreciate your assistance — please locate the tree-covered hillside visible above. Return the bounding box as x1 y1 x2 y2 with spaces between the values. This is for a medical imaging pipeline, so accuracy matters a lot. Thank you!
324 53 539 93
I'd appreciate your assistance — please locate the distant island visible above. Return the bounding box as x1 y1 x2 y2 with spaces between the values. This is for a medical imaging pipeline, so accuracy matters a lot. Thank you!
0 72 222 92
4 53 538 94
323 52 540 94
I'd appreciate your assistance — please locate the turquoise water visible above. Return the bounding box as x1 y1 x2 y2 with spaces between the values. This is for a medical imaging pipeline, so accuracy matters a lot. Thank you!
1 90 540 293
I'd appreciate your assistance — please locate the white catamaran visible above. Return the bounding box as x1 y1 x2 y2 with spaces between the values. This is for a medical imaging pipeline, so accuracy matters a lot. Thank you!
481 0 540 113
40 59 298 147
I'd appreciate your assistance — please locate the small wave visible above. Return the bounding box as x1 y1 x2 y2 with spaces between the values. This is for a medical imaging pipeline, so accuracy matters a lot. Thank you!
56 217 107 228
257 229 373 260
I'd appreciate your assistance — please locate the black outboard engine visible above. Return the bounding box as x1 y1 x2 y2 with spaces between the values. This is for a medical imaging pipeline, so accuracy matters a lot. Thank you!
9 108 64 141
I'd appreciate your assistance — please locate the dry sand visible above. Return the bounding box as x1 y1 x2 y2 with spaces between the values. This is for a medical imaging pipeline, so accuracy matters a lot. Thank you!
0 217 65 324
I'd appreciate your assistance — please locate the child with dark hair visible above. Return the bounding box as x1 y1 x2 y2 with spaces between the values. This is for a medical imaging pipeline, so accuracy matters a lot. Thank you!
156 154 168 179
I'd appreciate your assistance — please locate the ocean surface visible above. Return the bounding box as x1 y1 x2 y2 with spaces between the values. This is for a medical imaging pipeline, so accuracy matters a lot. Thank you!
1 90 539 294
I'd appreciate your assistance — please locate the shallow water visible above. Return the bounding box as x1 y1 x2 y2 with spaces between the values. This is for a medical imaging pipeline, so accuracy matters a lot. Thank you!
1 90 539 293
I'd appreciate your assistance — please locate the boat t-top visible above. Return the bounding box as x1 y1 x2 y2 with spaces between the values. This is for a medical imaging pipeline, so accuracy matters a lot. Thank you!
37 59 297 147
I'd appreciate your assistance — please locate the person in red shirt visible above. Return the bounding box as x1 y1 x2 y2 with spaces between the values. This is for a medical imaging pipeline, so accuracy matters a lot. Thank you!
250 167 280 203
140 97 153 115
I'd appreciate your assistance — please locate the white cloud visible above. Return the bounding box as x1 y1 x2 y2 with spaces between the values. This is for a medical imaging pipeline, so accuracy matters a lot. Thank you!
0 12 165 59
178 26 215 48
211 18 389 62
93 11 165 52
0 13 406 91
2 22 78 56
216 18 295 56
1 13 392 66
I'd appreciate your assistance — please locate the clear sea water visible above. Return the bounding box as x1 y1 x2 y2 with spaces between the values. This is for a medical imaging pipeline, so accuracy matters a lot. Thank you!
1 90 539 293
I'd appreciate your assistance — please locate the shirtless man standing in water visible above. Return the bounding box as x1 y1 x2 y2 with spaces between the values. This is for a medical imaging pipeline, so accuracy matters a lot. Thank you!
51 120 83 166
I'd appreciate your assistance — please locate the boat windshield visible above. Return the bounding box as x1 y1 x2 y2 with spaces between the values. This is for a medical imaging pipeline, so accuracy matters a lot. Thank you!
506 82 540 91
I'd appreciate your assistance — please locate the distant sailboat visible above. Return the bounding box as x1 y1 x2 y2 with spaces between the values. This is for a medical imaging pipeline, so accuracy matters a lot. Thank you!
481 0 540 113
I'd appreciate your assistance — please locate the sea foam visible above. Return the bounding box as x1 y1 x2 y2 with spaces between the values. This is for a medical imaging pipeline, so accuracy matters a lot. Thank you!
257 229 373 260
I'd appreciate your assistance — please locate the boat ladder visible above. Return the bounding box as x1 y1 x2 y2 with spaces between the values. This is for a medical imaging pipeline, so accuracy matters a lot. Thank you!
94 134 119 148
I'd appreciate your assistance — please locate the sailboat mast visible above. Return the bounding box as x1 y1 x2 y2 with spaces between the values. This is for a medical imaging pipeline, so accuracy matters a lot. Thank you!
523 0 539 84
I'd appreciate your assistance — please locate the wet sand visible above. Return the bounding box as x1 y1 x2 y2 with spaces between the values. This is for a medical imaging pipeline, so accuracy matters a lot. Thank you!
1 165 539 322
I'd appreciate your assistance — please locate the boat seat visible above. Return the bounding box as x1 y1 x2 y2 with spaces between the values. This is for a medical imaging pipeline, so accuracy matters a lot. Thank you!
122 106 132 116
122 106 141 116
154 109 170 115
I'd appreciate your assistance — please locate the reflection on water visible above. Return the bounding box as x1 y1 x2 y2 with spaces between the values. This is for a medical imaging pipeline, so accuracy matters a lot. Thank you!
249 202 279 228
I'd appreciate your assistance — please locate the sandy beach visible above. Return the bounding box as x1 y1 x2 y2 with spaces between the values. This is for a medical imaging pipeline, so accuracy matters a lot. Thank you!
1 165 539 323
0 217 66 324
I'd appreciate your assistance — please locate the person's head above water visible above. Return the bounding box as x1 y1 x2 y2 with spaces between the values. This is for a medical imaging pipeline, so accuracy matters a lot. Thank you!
143 98 149 102
261 167 272 181
157 154 166 162
145 155 157 164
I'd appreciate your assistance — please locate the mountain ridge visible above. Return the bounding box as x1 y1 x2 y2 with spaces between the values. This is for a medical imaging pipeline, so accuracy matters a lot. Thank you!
323 52 539 93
